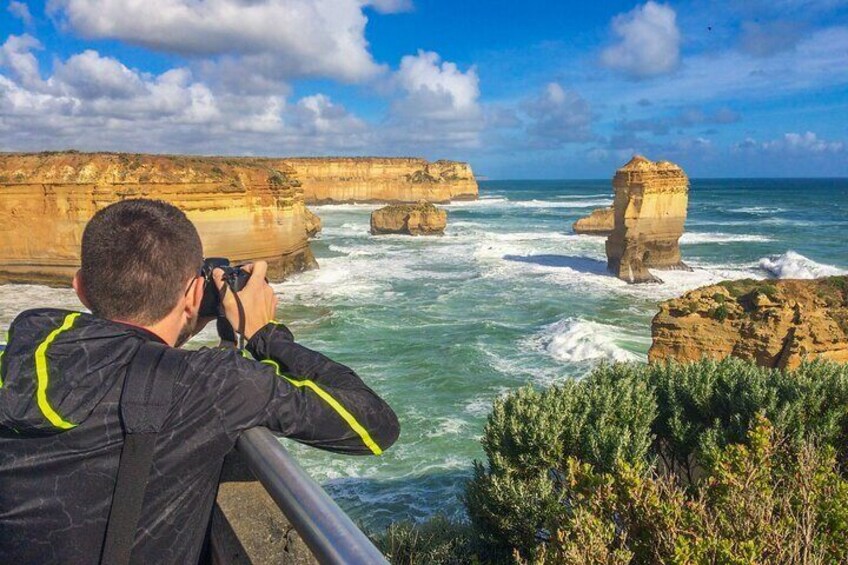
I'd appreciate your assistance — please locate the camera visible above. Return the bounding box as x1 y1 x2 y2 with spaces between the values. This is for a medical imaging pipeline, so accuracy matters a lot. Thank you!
198 257 252 318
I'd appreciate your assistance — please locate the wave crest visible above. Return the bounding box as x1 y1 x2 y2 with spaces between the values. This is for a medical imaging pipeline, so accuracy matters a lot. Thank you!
758 251 845 279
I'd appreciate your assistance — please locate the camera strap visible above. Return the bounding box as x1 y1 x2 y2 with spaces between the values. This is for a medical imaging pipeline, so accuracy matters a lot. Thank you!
218 283 247 350
100 341 183 565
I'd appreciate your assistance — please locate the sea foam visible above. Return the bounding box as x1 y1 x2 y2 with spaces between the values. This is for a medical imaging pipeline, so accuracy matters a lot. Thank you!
758 251 846 279
528 317 646 364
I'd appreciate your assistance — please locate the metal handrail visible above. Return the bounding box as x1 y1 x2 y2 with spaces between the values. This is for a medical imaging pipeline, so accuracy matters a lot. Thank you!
236 427 389 565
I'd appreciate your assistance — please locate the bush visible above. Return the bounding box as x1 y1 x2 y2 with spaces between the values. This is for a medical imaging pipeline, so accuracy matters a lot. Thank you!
373 515 477 565
710 304 729 322
378 359 848 563
461 359 848 563
465 369 656 559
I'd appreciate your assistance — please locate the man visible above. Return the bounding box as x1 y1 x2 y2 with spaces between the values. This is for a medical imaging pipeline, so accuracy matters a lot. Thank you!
0 199 399 563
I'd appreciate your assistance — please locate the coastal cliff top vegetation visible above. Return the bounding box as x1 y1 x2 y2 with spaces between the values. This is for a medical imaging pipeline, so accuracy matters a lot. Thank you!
377 358 848 564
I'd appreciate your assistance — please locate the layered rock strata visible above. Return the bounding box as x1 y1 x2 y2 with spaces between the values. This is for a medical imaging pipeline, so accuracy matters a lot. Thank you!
606 156 690 283
573 207 614 236
370 201 447 235
649 276 848 370
0 152 317 285
276 157 478 204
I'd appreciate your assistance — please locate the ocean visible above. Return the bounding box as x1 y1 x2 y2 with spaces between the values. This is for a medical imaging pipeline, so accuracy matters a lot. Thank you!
1 178 846 530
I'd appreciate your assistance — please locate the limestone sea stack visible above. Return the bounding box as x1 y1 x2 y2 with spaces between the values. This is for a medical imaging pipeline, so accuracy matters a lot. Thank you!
605 156 690 283
0 152 317 285
275 158 478 204
370 201 447 236
648 276 848 370
572 206 614 236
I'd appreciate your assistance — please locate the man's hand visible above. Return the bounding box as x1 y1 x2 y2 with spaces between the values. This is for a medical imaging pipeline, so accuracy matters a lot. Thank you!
212 261 278 341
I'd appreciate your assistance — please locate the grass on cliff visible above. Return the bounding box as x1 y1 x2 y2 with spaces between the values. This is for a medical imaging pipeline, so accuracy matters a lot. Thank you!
374 358 848 564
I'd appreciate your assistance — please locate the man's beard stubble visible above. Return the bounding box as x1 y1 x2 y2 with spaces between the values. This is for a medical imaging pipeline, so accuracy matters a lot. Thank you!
175 316 198 348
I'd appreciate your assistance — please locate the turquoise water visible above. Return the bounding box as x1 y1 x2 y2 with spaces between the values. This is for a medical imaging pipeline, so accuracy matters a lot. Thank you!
0 178 845 530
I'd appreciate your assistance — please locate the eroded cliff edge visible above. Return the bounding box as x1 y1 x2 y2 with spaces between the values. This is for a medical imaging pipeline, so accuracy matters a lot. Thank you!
275 157 478 204
649 276 848 369
0 152 317 285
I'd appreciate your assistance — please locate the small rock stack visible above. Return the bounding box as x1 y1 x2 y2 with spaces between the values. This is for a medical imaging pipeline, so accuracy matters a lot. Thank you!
370 200 447 236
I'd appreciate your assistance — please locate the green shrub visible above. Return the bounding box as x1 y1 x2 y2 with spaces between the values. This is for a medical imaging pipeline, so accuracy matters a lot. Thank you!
466 367 656 559
710 304 729 322
373 515 477 565
460 359 848 562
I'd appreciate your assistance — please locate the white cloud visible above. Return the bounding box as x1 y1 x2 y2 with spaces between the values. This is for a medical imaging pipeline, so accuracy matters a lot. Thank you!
523 83 594 147
367 0 413 14
0 34 44 90
387 50 483 148
735 132 844 154
47 0 387 83
395 50 480 120
601 1 681 79
8 1 33 26
54 50 146 99
0 35 369 154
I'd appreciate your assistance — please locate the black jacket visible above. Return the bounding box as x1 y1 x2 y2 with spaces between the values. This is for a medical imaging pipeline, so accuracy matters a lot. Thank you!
0 308 399 564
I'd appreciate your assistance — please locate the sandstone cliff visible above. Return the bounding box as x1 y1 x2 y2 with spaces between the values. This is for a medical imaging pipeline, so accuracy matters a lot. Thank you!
275 157 478 204
573 206 614 236
649 276 848 369
370 201 447 235
606 156 690 284
0 152 317 285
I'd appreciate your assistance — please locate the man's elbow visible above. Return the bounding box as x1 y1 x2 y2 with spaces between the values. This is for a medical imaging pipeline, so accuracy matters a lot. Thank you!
372 403 400 454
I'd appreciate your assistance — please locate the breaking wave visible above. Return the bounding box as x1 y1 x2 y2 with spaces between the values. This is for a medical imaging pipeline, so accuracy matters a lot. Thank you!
758 251 846 279
528 317 646 364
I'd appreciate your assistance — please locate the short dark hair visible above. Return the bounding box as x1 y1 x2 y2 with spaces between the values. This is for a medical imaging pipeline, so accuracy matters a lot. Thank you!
80 199 203 325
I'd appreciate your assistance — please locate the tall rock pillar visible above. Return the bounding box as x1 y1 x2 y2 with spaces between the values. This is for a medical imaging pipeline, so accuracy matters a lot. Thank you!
605 156 690 283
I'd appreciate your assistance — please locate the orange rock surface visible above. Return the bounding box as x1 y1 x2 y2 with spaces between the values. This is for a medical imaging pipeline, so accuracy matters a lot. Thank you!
649 277 848 369
276 157 478 204
370 200 447 236
605 156 690 283
573 206 614 236
0 152 317 285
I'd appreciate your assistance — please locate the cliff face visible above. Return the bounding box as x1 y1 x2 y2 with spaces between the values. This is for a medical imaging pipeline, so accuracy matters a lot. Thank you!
649 277 848 369
573 207 614 236
606 156 690 284
0 152 317 285
275 157 478 204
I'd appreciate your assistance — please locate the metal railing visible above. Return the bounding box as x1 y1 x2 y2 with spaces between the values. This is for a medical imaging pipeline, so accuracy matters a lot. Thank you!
236 427 389 565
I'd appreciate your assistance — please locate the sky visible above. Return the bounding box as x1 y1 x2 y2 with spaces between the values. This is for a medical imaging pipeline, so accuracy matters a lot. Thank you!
1 0 847 178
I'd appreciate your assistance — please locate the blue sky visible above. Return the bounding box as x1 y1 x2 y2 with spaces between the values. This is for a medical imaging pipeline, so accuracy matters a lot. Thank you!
1 0 847 178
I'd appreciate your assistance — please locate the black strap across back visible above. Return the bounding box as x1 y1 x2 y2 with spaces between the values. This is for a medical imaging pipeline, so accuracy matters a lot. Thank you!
100 341 183 565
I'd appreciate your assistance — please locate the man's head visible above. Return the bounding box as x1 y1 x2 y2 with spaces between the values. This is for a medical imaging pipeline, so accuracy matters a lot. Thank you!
75 199 203 331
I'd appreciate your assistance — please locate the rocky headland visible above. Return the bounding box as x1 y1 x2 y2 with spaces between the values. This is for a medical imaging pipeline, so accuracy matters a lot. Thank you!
649 276 848 369
605 156 690 284
370 201 447 236
0 152 317 285
277 157 477 204
572 206 614 236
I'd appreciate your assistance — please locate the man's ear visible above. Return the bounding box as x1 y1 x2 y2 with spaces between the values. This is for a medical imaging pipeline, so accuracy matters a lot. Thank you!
187 275 205 314
72 270 92 310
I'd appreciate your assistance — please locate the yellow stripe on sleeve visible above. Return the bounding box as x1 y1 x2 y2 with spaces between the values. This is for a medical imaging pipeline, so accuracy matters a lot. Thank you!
260 359 383 455
35 313 81 430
